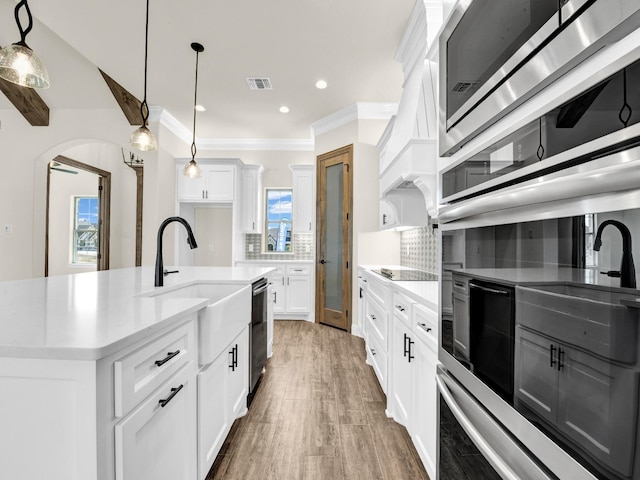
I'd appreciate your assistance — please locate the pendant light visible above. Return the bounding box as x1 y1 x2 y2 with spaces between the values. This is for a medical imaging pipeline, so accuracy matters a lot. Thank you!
183 42 204 178
130 0 157 152
0 0 49 89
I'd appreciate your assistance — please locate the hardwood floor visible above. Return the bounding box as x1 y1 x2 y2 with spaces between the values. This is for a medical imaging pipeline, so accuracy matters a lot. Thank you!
206 320 430 480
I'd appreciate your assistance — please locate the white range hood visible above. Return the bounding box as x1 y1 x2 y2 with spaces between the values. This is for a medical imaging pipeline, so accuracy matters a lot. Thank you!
377 1 442 230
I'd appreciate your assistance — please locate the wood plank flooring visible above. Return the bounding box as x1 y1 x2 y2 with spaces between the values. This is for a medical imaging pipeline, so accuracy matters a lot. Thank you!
206 320 430 480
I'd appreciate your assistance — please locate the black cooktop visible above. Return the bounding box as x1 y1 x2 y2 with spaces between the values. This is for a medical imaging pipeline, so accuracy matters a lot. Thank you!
372 268 438 281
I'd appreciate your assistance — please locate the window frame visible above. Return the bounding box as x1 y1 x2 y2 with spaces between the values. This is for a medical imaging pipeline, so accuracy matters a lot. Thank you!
263 187 293 253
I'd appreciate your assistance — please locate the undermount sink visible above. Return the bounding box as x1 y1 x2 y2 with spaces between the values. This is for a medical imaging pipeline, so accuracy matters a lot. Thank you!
516 284 639 363
143 283 251 365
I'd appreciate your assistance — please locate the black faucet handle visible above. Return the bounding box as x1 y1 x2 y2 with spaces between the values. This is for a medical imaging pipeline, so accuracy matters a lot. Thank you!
601 270 622 278
163 269 179 276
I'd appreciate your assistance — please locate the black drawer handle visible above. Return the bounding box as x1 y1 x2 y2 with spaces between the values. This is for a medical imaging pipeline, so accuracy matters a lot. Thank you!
396 305 405 312
418 322 432 333
370 314 376 321
370 348 376 356
159 384 183 408
155 350 180 367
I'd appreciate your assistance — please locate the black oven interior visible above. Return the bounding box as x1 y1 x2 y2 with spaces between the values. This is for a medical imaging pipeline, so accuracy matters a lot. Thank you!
442 208 640 479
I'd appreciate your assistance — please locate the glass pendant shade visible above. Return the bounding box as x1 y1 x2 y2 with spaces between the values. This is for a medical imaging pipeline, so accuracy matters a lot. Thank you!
183 159 201 178
129 125 157 152
0 43 49 89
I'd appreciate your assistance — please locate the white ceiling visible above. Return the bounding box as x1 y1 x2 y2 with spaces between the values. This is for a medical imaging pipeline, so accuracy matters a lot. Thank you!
0 0 415 143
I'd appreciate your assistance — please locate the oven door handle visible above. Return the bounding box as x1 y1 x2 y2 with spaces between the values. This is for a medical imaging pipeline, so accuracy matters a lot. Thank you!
436 374 532 480
470 283 511 296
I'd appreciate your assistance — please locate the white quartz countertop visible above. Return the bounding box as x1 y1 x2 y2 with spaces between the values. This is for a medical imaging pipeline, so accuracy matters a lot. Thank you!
359 265 438 309
0 266 273 361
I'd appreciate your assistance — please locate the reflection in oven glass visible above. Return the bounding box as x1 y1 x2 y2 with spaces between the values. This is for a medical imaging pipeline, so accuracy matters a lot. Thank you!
441 208 640 479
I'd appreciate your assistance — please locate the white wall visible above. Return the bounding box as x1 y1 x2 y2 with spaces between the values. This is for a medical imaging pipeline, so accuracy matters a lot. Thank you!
0 107 177 281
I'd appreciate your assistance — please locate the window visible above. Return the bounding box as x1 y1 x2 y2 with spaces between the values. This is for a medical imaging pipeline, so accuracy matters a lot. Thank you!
72 196 99 264
264 189 292 252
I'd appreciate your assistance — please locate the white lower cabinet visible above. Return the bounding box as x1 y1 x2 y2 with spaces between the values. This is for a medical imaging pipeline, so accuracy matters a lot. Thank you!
390 319 413 426
115 363 197 480
197 327 248 480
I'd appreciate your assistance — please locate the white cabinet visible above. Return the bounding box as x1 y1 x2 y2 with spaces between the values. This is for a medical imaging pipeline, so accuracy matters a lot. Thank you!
177 163 235 202
390 318 413 426
266 263 312 319
290 165 315 233
197 327 248 480
362 271 391 392
240 165 264 233
115 363 196 480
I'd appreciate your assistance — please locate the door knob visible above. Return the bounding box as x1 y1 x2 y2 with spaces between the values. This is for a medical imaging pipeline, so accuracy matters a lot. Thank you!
320 259 327 264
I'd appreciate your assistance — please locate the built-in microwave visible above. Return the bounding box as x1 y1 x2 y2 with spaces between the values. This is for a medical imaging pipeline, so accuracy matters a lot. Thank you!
439 0 640 156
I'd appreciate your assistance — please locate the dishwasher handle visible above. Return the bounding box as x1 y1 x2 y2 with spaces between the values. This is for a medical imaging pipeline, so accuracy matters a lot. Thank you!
470 282 511 296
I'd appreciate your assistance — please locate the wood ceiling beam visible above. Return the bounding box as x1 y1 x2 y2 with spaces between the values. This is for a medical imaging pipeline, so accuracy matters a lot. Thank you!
0 47 50 126
99 69 142 126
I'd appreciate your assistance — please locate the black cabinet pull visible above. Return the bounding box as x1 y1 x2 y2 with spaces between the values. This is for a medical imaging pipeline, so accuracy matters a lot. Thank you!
558 348 565 371
273 291 277 303
408 337 415 363
155 350 180 367
233 344 238 369
370 348 376 356
370 314 376 321
229 347 235 371
396 305 405 312
159 384 183 408
403 333 409 357
550 345 556 368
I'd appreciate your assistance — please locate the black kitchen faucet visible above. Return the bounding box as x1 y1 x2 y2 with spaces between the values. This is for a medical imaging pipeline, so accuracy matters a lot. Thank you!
155 216 198 287
593 219 636 289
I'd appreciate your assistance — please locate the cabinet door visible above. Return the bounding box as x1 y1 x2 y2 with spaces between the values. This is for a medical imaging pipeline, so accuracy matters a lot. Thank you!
272 275 286 313
514 327 558 425
286 275 311 313
115 364 196 480
411 338 437 479
292 166 314 233
380 200 397 229
197 351 231 480
240 166 262 233
177 167 206 201
557 346 638 478
390 320 413 426
228 328 249 419
205 165 235 202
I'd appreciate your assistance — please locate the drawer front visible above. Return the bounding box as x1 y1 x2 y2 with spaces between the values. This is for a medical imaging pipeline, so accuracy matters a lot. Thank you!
366 327 388 393
115 363 196 480
392 291 413 329
367 277 390 310
412 303 438 355
365 296 388 348
115 320 196 418
286 264 311 276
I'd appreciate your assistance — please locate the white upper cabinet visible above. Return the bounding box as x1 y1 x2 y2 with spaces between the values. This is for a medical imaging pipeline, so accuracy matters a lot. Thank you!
240 165 264 233
177 162 236 202
290 165 315 234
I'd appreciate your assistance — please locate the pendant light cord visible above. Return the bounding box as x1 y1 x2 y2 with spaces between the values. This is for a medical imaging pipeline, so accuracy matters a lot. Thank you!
140 0 151 127
191 49 200 160
14 0 33 46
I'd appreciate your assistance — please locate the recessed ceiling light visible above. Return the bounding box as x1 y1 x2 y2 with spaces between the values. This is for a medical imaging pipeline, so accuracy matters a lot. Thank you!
315 79 328 89
195 104 206 112
279 106 290 113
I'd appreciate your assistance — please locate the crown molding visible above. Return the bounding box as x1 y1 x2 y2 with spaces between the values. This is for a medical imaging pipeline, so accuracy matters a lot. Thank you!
311 102 398 137
148 106 314 151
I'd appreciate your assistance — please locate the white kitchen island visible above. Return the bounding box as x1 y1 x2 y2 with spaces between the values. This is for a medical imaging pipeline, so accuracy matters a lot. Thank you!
0 266 273 480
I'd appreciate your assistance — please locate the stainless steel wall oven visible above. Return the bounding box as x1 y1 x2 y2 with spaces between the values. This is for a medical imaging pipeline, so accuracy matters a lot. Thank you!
439 0 640 156
438 10 640 478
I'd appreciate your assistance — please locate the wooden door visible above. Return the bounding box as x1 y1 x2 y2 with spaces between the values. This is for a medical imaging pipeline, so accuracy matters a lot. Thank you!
316 145 353 331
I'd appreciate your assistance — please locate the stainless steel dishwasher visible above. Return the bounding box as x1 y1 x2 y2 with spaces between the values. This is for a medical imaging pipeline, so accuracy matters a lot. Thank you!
248 277 268 405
